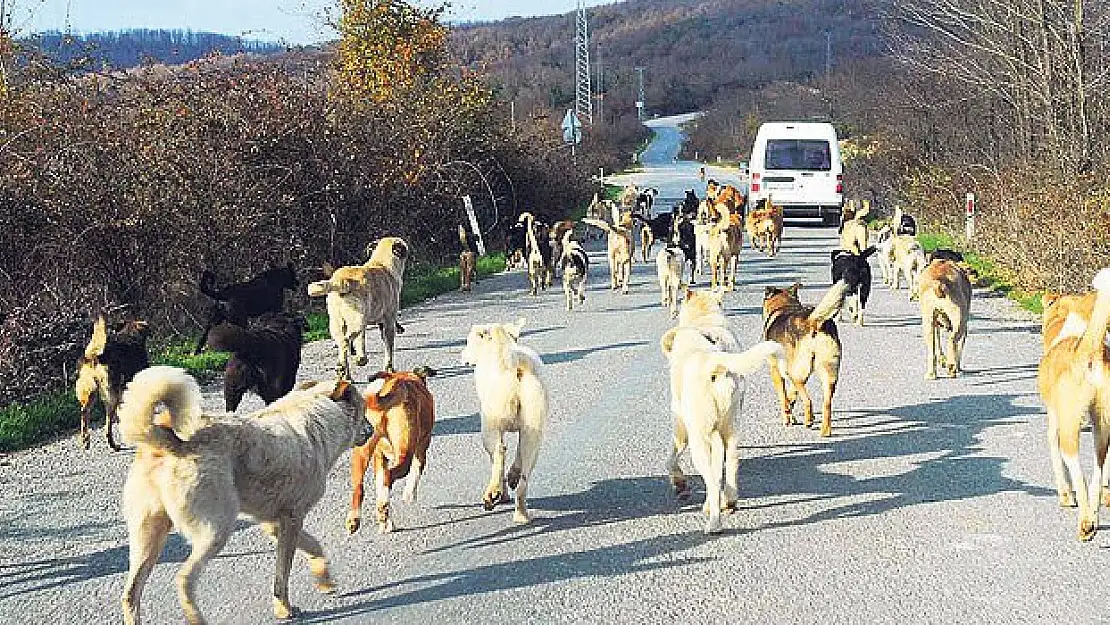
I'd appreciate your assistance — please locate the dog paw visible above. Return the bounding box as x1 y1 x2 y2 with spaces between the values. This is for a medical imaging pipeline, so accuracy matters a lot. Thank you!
704 516 723 535
671 477 690 498
506 467 522 490
355 355 369 367
482 487 506 511
820 424 832 438
377 519 395 534
1103 487 1110 508
345 514 362 534
1078 518 1098 542
272 599 299 621
77 431 90 450
924 371 936 380
1059 491 1078 508
313 575 338 595
402 488 417 504
722 499 738 515
512 509 531 524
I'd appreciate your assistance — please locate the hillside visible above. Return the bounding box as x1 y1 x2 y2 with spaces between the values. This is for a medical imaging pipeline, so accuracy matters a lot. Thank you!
451 0 882 120
26 29 285 69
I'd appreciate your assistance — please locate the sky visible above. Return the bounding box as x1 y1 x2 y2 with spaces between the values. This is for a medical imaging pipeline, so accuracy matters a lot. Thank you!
15 0 617 46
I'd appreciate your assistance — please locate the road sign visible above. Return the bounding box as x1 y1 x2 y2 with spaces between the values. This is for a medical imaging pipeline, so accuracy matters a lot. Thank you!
462 195 487 256
561 109 582 145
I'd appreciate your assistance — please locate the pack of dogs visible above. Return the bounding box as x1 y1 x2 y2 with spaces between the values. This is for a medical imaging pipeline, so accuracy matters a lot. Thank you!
65 177 1108 622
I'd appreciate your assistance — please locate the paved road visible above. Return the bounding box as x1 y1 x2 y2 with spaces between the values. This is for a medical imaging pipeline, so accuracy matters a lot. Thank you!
3 114 1108 624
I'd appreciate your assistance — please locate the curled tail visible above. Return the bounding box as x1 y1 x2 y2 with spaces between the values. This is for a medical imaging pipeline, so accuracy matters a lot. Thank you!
307 276 357 297
582 217 614 235
118 366 205 452
1079 268 1110 355
808 281 850 328
84 315 108 359
706 341 787 379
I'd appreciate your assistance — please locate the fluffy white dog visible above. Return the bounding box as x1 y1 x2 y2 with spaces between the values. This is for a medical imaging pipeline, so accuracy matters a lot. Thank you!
461 319 549 524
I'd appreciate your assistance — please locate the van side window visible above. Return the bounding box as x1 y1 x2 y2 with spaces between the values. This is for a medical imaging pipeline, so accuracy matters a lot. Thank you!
764 140 831 171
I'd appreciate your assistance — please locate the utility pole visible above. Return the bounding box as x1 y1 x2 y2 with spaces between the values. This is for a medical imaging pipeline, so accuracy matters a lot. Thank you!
824 30 832 77
595 43 603 126
0 0 10 96
574 1 593 125
635 66 645 120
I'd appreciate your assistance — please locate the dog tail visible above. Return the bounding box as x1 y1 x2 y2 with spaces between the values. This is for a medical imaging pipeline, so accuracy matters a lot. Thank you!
808 280 850 328
582 217 613 234
118 365 205 452
307 276 358 297
706 341 787 379
1079 268 1110 356
84 315 108 359
199 269 221 300
860 245 878 260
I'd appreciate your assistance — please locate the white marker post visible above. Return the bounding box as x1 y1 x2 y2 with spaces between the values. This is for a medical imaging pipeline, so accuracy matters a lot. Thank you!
462 195 487 256
965 192 976 241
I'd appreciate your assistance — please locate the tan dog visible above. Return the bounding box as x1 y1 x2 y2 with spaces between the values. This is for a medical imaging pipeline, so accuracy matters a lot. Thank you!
890 234 926 295
583 216 633 293
461 319 549 524
918 260 972 379
1042 291 1097 350
458 225 476 292
707 204 744 290
117 366 368 625
839 199 870 255
706 180 746 213
347 366 437 535
1037 268 1110 541
518 212 551 295
762 281 848 437
745 198 784 257
74 313 150 450
656 246 686 318
307 237 408 377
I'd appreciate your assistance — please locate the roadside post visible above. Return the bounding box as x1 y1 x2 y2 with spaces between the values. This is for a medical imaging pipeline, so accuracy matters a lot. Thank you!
462 195 487 256
965 192 975 241
562 109 582 158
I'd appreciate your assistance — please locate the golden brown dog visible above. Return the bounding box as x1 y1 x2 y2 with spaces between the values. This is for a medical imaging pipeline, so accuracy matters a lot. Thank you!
1037 268 1110 541
307 237 408 377
458 225 477 292
706 179 746 213
74 313 150 450
707 205 744 290
347 366 437 535
583 216 633 293
1042 291 1097 350
745 198 784 257
117 366 369 625
762 281 849 437
918 260 972 379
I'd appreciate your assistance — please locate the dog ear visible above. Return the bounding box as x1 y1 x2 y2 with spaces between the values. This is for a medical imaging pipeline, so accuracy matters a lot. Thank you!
392 239 409 259
660 328 678 355
1041 292 1062 309
763 286 778 300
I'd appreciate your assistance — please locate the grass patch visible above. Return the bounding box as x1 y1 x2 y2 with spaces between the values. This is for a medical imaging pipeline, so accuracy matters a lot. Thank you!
917 231 1043 315
151 342 230 382
0 391 83 452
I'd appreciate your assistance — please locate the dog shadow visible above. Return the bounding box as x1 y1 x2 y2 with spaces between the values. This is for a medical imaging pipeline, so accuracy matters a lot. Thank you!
541 340 650 365
299 529 713 621
738 392 1054 531
433 413 481 437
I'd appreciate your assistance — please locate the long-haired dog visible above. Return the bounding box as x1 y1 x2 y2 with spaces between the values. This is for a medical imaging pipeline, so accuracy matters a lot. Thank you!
661 324 786 534
656 246 686 318
707 204 744 290
559 230 590 311
75 313 150 450
347 366 437 535
1037 268 1110 541
194 262 298 354
461 319 549 524
830 247 877 326
745 197 784 257
762 281 849 437
918 259 971 379
117 366 369 625
890 234 926 296
1042 291 1099 350
307 237 408 377
583 216 633 294
518 212 553 295
458 225 477 292
204 312 305 411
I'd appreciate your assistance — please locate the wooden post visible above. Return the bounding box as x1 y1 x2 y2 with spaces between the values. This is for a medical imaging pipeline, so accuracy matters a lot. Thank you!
965 192 976 241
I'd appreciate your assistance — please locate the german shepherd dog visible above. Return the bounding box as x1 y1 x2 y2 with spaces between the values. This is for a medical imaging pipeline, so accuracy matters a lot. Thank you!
831 247 878 326
118 366 369 625
762 281 849 437
347 366 437 535
1037 268 1110 541
307 237 408 377
918 260 972 379
75 313 150 450
204 312 305 411
194 262 298 354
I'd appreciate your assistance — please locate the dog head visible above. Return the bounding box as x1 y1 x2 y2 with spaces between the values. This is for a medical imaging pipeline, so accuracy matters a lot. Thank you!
678 288 725 325
270 262 299 290
461 319 524 367
365 237 410 275
762 283 802 317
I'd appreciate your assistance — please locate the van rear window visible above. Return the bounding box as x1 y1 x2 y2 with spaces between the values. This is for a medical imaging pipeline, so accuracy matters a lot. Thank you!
764 139 832 171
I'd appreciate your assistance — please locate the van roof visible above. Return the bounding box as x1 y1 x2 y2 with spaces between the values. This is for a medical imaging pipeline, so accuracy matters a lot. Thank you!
755 121 838 138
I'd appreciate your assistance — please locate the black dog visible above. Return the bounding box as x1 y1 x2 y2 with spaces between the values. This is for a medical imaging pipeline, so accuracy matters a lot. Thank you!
75 313 151 450
632 212 675 260
831 247 878 325
672 212 698 285
681 189 700 218
205 312 305 411
897 213 917 236
927 248 964 264
195 262 298 353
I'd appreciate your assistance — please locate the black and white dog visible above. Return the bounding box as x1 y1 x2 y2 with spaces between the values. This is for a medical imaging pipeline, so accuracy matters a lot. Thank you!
927 248 964 264
831 246 878 326
672 211 698 285
681 189 700 219
559 230 589 311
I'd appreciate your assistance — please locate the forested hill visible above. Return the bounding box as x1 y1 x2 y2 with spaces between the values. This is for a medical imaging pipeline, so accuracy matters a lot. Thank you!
27 29 285 69
451 0 883 118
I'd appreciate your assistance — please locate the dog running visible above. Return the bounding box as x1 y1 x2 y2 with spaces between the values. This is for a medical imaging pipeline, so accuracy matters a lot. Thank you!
583 216 634 294
559 229 590 311
830 247 878 326
918 259 972 379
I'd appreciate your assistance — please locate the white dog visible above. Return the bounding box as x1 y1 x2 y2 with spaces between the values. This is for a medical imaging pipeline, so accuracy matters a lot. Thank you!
694 222 712 280
461 319 549 524
661 325 786 534
873 224 895 285
890 234 927 296
656 246 686 318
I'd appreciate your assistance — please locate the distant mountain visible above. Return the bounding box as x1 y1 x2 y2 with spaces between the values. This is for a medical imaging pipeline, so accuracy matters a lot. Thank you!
451 0 882 119
26 29 286 69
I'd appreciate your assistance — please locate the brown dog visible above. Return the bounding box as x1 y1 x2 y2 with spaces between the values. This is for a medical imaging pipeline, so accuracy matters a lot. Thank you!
347 366 436 535
458 225 477 292
918 260 972 379
1037 268 1110 541
1042 291 1097 350
583 216 633 293
707 204 744 290
762 281 849 437
74 313 150 450
745 198 784 257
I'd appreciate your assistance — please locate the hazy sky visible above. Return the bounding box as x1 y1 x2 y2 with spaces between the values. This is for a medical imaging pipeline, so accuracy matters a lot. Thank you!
16 0 617 45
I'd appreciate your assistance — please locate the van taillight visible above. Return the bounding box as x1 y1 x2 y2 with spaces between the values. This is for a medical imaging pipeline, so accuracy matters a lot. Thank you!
835 174 843 194
751 183 760 193
752 172 760 180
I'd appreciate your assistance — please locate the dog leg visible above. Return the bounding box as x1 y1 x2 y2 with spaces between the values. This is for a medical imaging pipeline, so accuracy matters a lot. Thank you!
375 454 395 534
346 447 371 534
175 526 231 625
818 362 838 438
1058 414 1096 541
768 362 794 426
564 275 574 311
621 261 631 295
790 358 815 429
121 508 172 625
722 424 740 514
1089 419 1109 527
293 529 337 594
380 321 397 373
688 430 723 534
76 390 94 450
1046 410 1076 507
668 418 690 496
923 316 938 380
482 428 508 510
510 426 543 524
577 274 587 305
402 453 424 504
106 394 124 451
265 517 302 620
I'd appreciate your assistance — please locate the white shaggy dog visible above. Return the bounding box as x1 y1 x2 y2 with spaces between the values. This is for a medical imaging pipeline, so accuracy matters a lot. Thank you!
117 366 369 625
559 230 589 311
461 319 549 524
656 246 686 318
873 224 895 285
660 325 786 534
890 234 927 296
694 222 712 280
307 237 408 377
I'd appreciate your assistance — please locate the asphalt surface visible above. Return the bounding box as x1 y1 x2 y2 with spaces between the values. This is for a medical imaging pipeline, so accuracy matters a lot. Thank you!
3 114 1108 624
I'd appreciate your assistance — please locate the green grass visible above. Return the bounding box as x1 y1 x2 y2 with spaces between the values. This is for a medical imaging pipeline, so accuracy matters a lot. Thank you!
917 231 1044 315
0 391 83 452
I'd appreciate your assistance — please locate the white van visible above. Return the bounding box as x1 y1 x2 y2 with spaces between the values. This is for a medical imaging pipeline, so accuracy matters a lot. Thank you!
747 122 843 225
